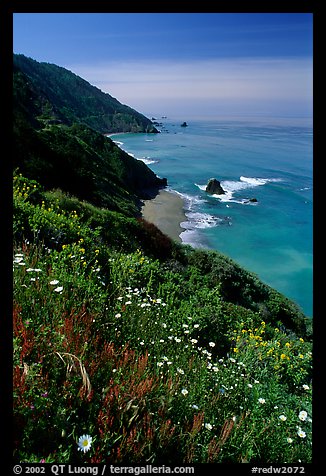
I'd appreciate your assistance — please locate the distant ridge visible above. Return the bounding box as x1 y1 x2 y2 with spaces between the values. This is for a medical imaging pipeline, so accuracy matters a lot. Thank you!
13 54 159 134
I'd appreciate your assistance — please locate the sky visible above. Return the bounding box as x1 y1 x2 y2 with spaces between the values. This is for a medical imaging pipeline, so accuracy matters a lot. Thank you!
13 13 313 119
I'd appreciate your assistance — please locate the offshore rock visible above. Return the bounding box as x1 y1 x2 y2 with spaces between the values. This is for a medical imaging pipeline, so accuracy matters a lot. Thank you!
206 178 226 195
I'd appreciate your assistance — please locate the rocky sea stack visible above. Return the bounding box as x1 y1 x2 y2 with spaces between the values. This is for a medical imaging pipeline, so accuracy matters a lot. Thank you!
205 178 226 195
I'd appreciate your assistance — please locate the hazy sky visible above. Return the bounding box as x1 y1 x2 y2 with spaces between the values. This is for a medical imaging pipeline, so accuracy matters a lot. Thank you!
13 13 313 119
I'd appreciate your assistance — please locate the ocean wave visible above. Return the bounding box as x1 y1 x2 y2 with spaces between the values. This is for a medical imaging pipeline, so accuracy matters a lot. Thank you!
112 140 124 146
138 157 159 165
196 176 282 203
172 189 206 208
179 229 206 248
182 212 230 230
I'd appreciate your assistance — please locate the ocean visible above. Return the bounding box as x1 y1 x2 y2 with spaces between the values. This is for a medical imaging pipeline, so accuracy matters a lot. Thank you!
111 116 313 317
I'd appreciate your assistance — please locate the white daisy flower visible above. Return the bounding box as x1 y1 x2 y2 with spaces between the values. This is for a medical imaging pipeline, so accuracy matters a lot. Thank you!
54 286 63 293
204 423 213 430
77 434 93 453
181 388 188 396
49 280 59 285
297 428 306 438
279 415 287 421
298 410 308 421
258 398 266 404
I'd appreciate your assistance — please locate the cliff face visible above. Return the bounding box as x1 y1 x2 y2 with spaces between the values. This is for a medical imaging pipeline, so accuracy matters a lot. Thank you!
13 55 165 215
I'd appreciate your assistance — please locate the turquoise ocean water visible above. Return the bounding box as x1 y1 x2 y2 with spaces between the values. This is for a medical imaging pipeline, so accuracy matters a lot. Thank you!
112 116 313 317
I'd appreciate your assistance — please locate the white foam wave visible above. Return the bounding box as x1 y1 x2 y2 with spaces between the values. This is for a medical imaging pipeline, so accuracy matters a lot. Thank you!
138 157 159 165
182 212 225 230
172 189 206 207
112 140 124 146
196 176 282 203
179 229 205 248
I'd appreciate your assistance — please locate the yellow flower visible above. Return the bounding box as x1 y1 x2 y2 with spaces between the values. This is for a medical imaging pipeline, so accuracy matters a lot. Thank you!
280 354 287 360
285 342 291 348
299 354 304 359
233 347 239 353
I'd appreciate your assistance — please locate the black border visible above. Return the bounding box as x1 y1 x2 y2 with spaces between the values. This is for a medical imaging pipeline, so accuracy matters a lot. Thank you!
2 1 321 472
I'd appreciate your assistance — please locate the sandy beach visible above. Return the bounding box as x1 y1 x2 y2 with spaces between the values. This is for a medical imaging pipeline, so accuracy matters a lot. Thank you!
141 190 187 242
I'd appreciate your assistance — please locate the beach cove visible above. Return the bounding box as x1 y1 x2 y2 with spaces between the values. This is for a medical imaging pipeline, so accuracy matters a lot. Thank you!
141 189 187 242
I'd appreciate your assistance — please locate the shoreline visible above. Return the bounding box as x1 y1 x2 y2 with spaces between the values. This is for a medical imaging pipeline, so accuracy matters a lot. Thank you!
141 189 187 243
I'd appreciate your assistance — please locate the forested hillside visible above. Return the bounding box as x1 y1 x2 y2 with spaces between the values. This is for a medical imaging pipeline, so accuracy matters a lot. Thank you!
13 54 159 134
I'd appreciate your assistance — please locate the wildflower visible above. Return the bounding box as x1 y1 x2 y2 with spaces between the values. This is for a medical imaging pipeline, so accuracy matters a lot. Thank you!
181 388 189 396
297 428 306 438
54 286 63 293
177 368 184 375
49 280 59 285
258 398 266 404
287 438 293 444
298 410 308 421
13 256 24 263
248 384 253 388
192 404 199 410
302 384 310 391
77 434 93 453
115 313 121 318
190 339 198 344
204 423 213 430
208 342 215 347
279 415 287 421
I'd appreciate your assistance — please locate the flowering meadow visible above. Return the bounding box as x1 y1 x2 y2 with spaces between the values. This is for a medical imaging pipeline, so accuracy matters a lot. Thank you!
13 173 312 464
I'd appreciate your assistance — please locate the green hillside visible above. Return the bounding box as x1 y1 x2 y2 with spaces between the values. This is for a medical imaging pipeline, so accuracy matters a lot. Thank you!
13 54 159 134
13 55 312 465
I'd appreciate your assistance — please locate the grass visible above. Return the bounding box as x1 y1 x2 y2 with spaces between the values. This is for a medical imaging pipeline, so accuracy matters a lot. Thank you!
13 173 312 464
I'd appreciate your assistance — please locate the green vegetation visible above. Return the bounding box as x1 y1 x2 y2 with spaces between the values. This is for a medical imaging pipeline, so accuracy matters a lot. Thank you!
13 173 312 464
13 55 312 464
